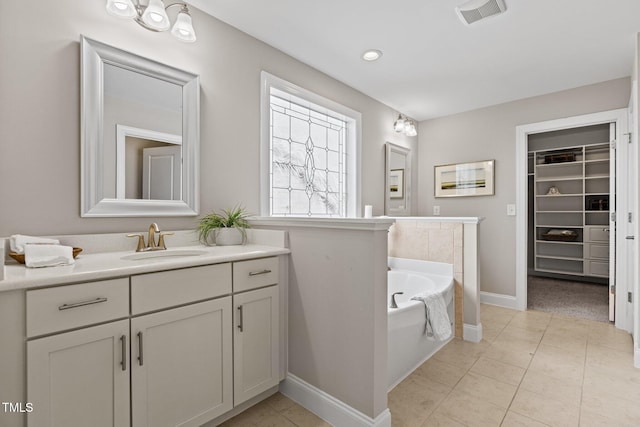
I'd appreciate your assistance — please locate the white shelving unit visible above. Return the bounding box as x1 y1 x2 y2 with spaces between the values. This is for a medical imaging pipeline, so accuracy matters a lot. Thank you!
532 143 610 278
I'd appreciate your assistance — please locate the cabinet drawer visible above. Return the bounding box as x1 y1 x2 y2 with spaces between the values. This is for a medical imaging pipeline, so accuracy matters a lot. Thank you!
233 257 279 292
27 278 129 337
132 263 231 314
585 260 609 277
585 226 610 243
584 243 609 260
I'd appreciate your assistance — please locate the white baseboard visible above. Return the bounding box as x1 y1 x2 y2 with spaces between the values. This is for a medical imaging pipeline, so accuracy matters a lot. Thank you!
280 374 391 427
635 347 640 369
463 323 483 343
480 291 520 310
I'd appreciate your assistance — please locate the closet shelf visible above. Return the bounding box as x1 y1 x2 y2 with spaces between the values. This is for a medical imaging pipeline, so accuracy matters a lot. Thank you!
536 194 582 198
536 224 584 228
536 161 582 168
536 240 583 245
536 255 584 262
535 176 583 182
536 210 582 214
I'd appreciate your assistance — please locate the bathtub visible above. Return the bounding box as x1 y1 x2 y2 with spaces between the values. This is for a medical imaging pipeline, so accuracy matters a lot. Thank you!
387 257 454 390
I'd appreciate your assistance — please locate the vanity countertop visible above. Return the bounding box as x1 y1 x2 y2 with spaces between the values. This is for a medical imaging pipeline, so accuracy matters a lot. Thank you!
0 244 290 293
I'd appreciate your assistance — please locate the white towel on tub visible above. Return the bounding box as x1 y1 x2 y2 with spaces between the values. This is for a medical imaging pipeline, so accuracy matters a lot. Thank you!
411 291 451 341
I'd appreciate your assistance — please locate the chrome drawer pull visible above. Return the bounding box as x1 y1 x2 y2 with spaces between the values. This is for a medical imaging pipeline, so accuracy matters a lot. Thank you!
120 335 127 371
249 269 272 277
58 297 108 311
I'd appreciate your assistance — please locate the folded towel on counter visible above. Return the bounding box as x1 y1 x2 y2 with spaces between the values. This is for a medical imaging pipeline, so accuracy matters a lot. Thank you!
10 235 60 254
411 292 452 341
24 244 75 268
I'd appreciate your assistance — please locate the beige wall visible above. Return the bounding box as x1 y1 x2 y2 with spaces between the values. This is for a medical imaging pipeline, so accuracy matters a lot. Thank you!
0 1 416 236
418 78 631 296
256 222 390 419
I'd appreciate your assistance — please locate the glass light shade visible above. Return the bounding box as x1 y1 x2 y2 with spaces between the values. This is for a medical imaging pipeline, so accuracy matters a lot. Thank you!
142 0 170 31
406 123 417 137
404 120 413 133
394 115 405 132
171 10 196 42
106 0 136 18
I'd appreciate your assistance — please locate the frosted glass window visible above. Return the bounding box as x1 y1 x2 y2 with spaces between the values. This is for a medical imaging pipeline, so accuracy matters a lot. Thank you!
268 93 348 217
260 72 361 218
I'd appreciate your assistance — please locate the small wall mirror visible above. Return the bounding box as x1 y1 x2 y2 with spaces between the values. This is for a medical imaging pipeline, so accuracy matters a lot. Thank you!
81 36 200 217
385 142 411 216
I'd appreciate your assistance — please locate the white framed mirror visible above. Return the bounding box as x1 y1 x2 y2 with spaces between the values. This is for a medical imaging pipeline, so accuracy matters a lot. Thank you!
385 142 411 216
81 36 200 217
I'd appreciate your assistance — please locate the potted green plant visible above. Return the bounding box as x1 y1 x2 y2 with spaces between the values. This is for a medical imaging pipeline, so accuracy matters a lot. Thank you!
197 206 251 246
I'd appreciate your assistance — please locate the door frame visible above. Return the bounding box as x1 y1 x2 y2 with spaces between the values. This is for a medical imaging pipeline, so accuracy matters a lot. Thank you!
515 108 631 331
629 80 640 367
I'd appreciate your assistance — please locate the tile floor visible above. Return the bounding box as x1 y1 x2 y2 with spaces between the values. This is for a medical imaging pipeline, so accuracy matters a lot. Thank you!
219 392 331 427
222 304 638 426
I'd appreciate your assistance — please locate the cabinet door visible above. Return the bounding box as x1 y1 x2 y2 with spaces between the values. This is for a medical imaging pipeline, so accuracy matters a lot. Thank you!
131 297 232 427
27 320 130 427
234 285 279 406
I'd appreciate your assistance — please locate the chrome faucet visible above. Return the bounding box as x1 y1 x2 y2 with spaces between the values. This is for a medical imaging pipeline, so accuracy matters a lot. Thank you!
127 223 174 252
390 292 404 309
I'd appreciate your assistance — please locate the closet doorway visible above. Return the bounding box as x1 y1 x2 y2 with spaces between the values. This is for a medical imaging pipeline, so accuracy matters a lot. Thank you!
515 109 633 330
527 124 613 322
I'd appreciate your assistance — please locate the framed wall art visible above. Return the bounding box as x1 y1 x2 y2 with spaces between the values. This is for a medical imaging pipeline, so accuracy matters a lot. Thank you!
434 160 495 197
389 169 404 198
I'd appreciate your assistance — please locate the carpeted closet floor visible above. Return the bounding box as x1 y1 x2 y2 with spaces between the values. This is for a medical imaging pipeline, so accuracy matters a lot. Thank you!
527 275 609 322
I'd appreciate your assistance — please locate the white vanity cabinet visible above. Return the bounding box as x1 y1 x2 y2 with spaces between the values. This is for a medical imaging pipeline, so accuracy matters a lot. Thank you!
130 264 233 427
232 257 280 406
27 320 131 427
26 278 130 427
22 256 283 427
131 298 232 426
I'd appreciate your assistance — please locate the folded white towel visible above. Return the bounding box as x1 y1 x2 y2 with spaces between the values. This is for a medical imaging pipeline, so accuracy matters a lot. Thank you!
10 235 60 254
24 245 75 268
411 292 452 342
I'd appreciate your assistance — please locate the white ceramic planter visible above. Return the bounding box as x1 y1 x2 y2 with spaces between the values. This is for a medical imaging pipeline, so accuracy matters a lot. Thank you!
214 228 244 246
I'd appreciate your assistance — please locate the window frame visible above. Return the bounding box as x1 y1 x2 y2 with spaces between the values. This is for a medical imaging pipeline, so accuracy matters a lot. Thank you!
260 71 362 218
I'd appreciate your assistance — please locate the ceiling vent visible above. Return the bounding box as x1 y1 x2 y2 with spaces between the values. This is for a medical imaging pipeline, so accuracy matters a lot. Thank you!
455 0 506 25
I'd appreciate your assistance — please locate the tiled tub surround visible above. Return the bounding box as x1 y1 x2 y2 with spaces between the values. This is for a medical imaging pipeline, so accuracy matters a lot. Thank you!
0 229 289 427
388 217 483 342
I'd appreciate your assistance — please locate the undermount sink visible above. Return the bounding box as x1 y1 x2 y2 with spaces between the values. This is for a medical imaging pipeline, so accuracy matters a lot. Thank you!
121 249 207 261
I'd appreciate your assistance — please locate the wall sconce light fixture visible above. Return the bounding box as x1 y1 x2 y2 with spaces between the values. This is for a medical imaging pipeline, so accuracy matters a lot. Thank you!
106 0 197 43
394 114 417 137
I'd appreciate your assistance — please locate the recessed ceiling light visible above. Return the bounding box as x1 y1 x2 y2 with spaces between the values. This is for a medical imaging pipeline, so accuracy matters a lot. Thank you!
362 50 382 61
